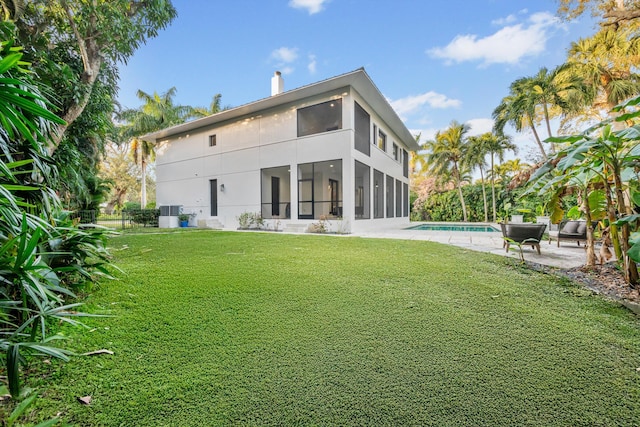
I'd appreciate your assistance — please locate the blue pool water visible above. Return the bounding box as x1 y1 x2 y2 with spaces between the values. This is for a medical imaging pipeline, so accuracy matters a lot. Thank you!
406 224 499 232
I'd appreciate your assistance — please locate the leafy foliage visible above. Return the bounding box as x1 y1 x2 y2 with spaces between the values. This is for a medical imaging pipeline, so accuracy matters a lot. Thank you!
0 30 116 401
7 0 177 209
528 95 640 282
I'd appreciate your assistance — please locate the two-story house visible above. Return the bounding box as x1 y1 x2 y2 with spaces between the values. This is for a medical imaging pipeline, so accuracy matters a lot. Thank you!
143 68 419 233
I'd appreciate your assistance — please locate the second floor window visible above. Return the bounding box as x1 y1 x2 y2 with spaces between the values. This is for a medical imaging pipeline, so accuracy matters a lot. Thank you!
377 130 386 152
297 99 342 137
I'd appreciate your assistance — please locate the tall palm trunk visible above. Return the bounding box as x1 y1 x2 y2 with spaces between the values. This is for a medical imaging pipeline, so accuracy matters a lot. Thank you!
479 167 488 222
613 171 639 285
542 103 556 154
604 180 623 260
582 187 597 266
453 163 468 222
140 159 147 209
527 114 547 160
490 153 497 222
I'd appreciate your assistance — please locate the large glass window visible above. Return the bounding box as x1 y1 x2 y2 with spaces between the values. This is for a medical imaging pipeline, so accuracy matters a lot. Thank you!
297 160 342 219
373 169 384 218
261 166 291 219
354 161 370 219
403 149 409 178
354 101 370 156
395 179 402 217
297 99 342 137
377 129 387 151
386 175 394 218
403 182 409 217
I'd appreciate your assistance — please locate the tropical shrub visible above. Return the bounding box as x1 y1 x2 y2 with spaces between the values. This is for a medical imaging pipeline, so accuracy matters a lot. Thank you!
412 183 549 223
529 95 640 282
0 26 116 400
237 212 264 229
127 208 160 227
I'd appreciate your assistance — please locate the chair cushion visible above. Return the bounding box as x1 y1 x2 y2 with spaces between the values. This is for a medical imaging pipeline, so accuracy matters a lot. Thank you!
576 222 587 234
561 221 580 234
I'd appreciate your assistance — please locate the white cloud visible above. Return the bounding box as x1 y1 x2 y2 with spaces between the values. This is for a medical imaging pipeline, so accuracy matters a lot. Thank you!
289 0 328 15
491 14 517 26
308 54 317 74
271 47 299 63
280 66 295 75
466 118 494 136
428 11 561 66
389 91 461 118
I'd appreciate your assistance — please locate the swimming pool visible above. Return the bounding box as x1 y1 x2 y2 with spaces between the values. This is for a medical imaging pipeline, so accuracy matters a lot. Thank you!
406 224 499 232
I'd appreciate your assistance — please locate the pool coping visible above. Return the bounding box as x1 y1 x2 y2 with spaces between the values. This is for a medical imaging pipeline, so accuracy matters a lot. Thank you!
356 222 588 269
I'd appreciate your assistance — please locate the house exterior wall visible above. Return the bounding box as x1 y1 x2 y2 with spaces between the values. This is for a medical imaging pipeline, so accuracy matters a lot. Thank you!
349 90 409 232
155 84 413 232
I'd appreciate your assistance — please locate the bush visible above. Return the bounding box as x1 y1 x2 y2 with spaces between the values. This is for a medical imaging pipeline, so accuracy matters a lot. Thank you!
412 183 550 222
0 28 116 399
129 208 160 226
237 212 264 229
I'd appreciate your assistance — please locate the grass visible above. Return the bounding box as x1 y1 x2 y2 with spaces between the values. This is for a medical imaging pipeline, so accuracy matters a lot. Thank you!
28 230 640 425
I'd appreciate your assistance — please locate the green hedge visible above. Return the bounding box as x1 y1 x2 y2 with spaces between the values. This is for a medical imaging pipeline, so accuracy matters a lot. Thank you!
412 184 554 222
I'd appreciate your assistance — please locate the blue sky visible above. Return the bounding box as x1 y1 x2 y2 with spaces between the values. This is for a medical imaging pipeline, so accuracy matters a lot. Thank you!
117 0 598 160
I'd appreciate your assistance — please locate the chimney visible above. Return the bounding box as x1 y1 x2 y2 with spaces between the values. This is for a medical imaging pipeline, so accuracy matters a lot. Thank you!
271 71 284 96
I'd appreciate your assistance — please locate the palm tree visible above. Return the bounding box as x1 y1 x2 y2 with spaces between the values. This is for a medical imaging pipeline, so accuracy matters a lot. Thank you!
566 28 640 118
493 79 547 160
120 87 197 208
192 93 231 117
409 133 430 177
482 133 516 221
493 65 588 160
424 121 470 221
527 65 589 143
466 133 494 222
493 159 531 183
128 136 155 209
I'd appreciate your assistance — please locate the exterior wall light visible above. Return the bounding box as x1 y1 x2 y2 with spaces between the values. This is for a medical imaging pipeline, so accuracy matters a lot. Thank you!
220 183 225 192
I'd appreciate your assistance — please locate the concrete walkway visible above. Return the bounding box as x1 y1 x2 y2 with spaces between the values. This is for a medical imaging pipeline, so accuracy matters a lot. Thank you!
356 223 588 269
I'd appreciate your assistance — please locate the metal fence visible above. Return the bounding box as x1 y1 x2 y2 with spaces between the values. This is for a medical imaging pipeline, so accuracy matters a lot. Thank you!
74 209 160 229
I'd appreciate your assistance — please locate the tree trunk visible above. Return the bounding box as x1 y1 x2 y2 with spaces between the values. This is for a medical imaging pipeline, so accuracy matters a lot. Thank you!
140 157 147 209
457 182 468 222
49 4 104 154
490 153 497 222
583 187 597 266
480 168 488 222
453 163 468 222
542 103 556 154
527 114 547 160
106 188 128 213
613 170 639 285
604 183 623 260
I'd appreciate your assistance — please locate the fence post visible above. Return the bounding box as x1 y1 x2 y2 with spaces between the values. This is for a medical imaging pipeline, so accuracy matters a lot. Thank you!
122 211 125 229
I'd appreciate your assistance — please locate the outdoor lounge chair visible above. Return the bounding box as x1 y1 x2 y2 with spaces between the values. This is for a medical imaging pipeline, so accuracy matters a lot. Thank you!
500 223 547 255
551 220 592 247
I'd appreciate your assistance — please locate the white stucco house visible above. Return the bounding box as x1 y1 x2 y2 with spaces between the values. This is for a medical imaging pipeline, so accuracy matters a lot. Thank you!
143 68 419 233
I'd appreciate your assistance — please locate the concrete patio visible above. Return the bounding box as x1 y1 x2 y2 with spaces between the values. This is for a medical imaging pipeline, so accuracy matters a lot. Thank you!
357 222 589 269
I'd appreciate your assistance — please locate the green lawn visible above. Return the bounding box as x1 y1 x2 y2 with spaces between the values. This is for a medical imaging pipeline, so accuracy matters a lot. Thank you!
33 230 640 425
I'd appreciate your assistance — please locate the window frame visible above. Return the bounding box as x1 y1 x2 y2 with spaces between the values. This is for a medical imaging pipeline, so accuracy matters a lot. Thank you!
377 129 387 152
354 101 371 156
297 99 343 137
